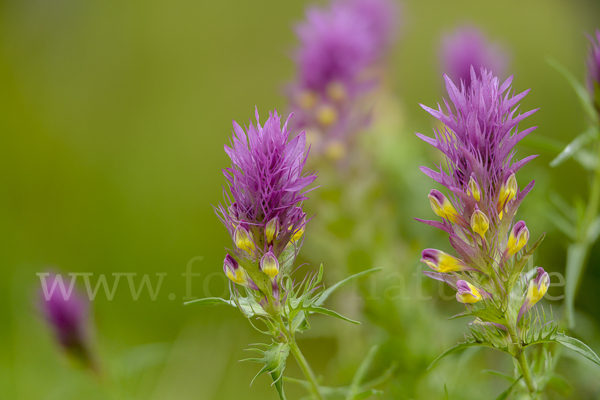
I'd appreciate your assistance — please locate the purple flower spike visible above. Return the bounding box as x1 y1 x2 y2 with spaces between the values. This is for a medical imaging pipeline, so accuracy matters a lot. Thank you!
586 30 600 108
418 69 538 220
287 0 399 157
441 26 508 90
39 272 93 367
218 109 316 258
217 109 316 295
345 0 399 54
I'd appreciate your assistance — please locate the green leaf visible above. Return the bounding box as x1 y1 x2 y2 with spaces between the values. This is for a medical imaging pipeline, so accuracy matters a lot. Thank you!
290 268 381 333
555 334 600 366
305 305 360 325
243 342 290 400
574 148 599 171
548 58 598 123
183 297 231 306
427 341 500 370
481 370 517 383
317 267 382 306
547 211 577 240
346 346 379 400
494 376 522 400
564 243 587 329
549 191 577 222
448 307 507 326
550 127 598 167
586 216 600 244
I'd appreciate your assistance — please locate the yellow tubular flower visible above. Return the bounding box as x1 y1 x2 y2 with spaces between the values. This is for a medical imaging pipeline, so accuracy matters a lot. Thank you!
297 90 318 110
471 208 489 238
507 221 529 256
265 216 280 244
260 250 279 278
497 173 517 219
456 280 483 304
467 175 481 202
428 189 460 223
316 104 338 127
421 249 469 273
234 226 255 254
326 81 346 103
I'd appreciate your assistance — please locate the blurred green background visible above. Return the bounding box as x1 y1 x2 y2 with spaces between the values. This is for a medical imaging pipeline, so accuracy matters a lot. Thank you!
2 0 600 399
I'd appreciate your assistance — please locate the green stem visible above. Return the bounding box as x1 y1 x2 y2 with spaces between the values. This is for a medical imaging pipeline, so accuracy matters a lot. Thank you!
275 315 324 400
288 339 324 400
507 324 537 397
565 142 600 328
516 351 537 396
582 143 600 229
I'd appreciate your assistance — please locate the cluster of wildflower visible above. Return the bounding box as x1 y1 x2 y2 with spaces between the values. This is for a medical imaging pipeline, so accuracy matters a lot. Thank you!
216 108 316 312
417 68 549 329
587 30 600 111
287 0 398 161
440 26 507 91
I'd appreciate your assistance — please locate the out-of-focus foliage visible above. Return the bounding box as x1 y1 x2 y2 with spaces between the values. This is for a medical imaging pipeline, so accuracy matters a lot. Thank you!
1 0 600 399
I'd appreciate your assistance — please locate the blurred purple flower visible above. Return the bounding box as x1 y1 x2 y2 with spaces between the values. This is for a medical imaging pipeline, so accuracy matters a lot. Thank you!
441 26 507 90
295 0 397 92
217 109 316 288
586 30 600 107
287 0 399 158
39 272 93 367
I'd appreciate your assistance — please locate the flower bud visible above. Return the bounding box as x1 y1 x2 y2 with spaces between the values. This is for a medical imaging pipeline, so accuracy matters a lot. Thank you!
316 104 338 127
289 220 306 243
467 175 481 202
326 81 347 103
421 249 469 273
518 267 550 321
234 225 255 254
527 267 550 304
260 249 280 278
39 273 94 368
455 280 482 304
297 90 318 110
497 173 517 218
428 189 459 223
265 216 280 244
507 221 529 256
223 255 258 290
470 207 489 238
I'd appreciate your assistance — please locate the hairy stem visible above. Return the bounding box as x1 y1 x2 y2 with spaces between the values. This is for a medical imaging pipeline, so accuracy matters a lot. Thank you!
516 350 537 396
288 338 324 400
276 315 324 400
507 323 537 397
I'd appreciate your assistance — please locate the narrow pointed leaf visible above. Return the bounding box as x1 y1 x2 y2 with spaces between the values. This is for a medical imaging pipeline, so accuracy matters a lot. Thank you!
494 376 522 400
550 127 598 167
346 346 379 400
306 306 360 324
555 334 600 366
317 268 382 306
548 58 598 123
481 370 516 383
427 341 501 370
183 297 232 306
564 243 587 329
